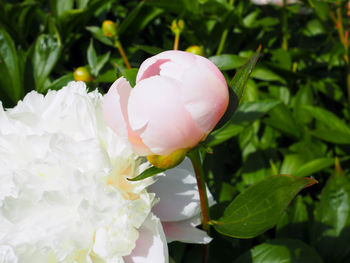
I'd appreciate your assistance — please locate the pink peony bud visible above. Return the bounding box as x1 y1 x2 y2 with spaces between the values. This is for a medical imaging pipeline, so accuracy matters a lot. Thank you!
103 50 229 156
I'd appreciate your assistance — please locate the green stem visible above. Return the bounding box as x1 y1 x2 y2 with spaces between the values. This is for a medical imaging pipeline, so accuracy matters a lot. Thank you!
174 33 180 50
188 149 210 263
216 0 234 55
188 149 210 232
114 40 131 69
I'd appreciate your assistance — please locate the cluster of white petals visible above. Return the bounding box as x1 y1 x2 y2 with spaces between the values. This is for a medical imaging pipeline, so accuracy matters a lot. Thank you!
0 82 167 263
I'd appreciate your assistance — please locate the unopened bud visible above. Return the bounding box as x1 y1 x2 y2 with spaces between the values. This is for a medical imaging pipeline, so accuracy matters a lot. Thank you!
102 20 118 38
186 45 204 56
171 19 185 35
147 148 188 170
74 67 93 82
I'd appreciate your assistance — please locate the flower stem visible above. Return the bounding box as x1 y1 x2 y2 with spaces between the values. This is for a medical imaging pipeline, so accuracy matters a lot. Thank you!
114 40 131 69
188 149 210 263
188 150 210 232
174 33 180 50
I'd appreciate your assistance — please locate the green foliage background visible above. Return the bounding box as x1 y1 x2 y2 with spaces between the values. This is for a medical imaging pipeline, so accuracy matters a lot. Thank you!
1 0 350 262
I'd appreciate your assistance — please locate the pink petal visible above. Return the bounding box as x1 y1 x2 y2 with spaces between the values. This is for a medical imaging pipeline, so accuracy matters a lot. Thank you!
124 214 168 263
162 220 212 244
103 77 131 138
103 77 151 155
196 55 227 87
128 76 203 155
148 158 215 222
136 51 195 83
180 62 229 133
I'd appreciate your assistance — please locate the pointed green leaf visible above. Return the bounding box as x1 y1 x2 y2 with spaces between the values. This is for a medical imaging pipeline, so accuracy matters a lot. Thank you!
264 103 302 139
128 166 164 181
209 54 248 71
41 73 74 92
123 68 139 87
50 0 74 18
87 39 97 74
230 46 261 107
32 34 61 92
0 28 22 103
300 105 350 144
313 171 350 263
118 1 145 35
86 26 114 47
94 52 110 77
213 175 317 238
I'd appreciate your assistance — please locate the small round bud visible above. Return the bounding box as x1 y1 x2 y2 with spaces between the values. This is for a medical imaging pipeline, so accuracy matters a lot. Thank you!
147 148 189 170
102 20 118 38
171 19 185 35
186 45 204 56
74 67 93 82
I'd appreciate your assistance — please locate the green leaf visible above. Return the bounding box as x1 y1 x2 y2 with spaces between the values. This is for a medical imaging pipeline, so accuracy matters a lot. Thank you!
251 65 286 84
0 28 22 103
118 5 163 43
276 196 309 240
77 0 90 9
280 154 305 175
50 0 74 18
264 104 302 139
213 175 317 238
32 34 61 92
134 45 165 55
205 100 280 147
230 46 261 107
118 1 145 35
86 26 114 47
95 68 117 83
313 171 350 263
94 52 110 77
87 39 97 73
123 68 139 87
280 155 336 178
41 73 74 92
209 54 248 71
128 166 164 181
294 157 335 177
234 239 323 263
300 105 350 144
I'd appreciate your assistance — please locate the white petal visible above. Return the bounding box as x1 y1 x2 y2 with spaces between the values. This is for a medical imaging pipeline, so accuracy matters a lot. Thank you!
124 214 168 263
148 158 215 222
162 220 212 244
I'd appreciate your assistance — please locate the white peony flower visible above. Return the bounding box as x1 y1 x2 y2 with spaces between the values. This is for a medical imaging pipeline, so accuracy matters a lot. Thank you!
0 82 167 263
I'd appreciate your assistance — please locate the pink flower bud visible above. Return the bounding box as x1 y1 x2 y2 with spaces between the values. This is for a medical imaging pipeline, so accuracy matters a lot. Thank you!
103 50 229 156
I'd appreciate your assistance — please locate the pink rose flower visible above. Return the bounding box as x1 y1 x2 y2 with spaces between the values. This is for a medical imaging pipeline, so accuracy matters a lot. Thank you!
104 50 229 156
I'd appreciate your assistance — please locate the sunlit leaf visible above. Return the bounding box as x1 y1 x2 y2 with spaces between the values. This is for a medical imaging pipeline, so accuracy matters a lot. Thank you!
213 175 317 238
128 166 164 181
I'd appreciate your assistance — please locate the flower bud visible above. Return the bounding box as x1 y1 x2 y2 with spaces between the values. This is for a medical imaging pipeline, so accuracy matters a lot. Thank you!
74 67 93 82
171 19 185 35
102 20 118 38
185 45 204 56
147 148 189 169
104 50 229 157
